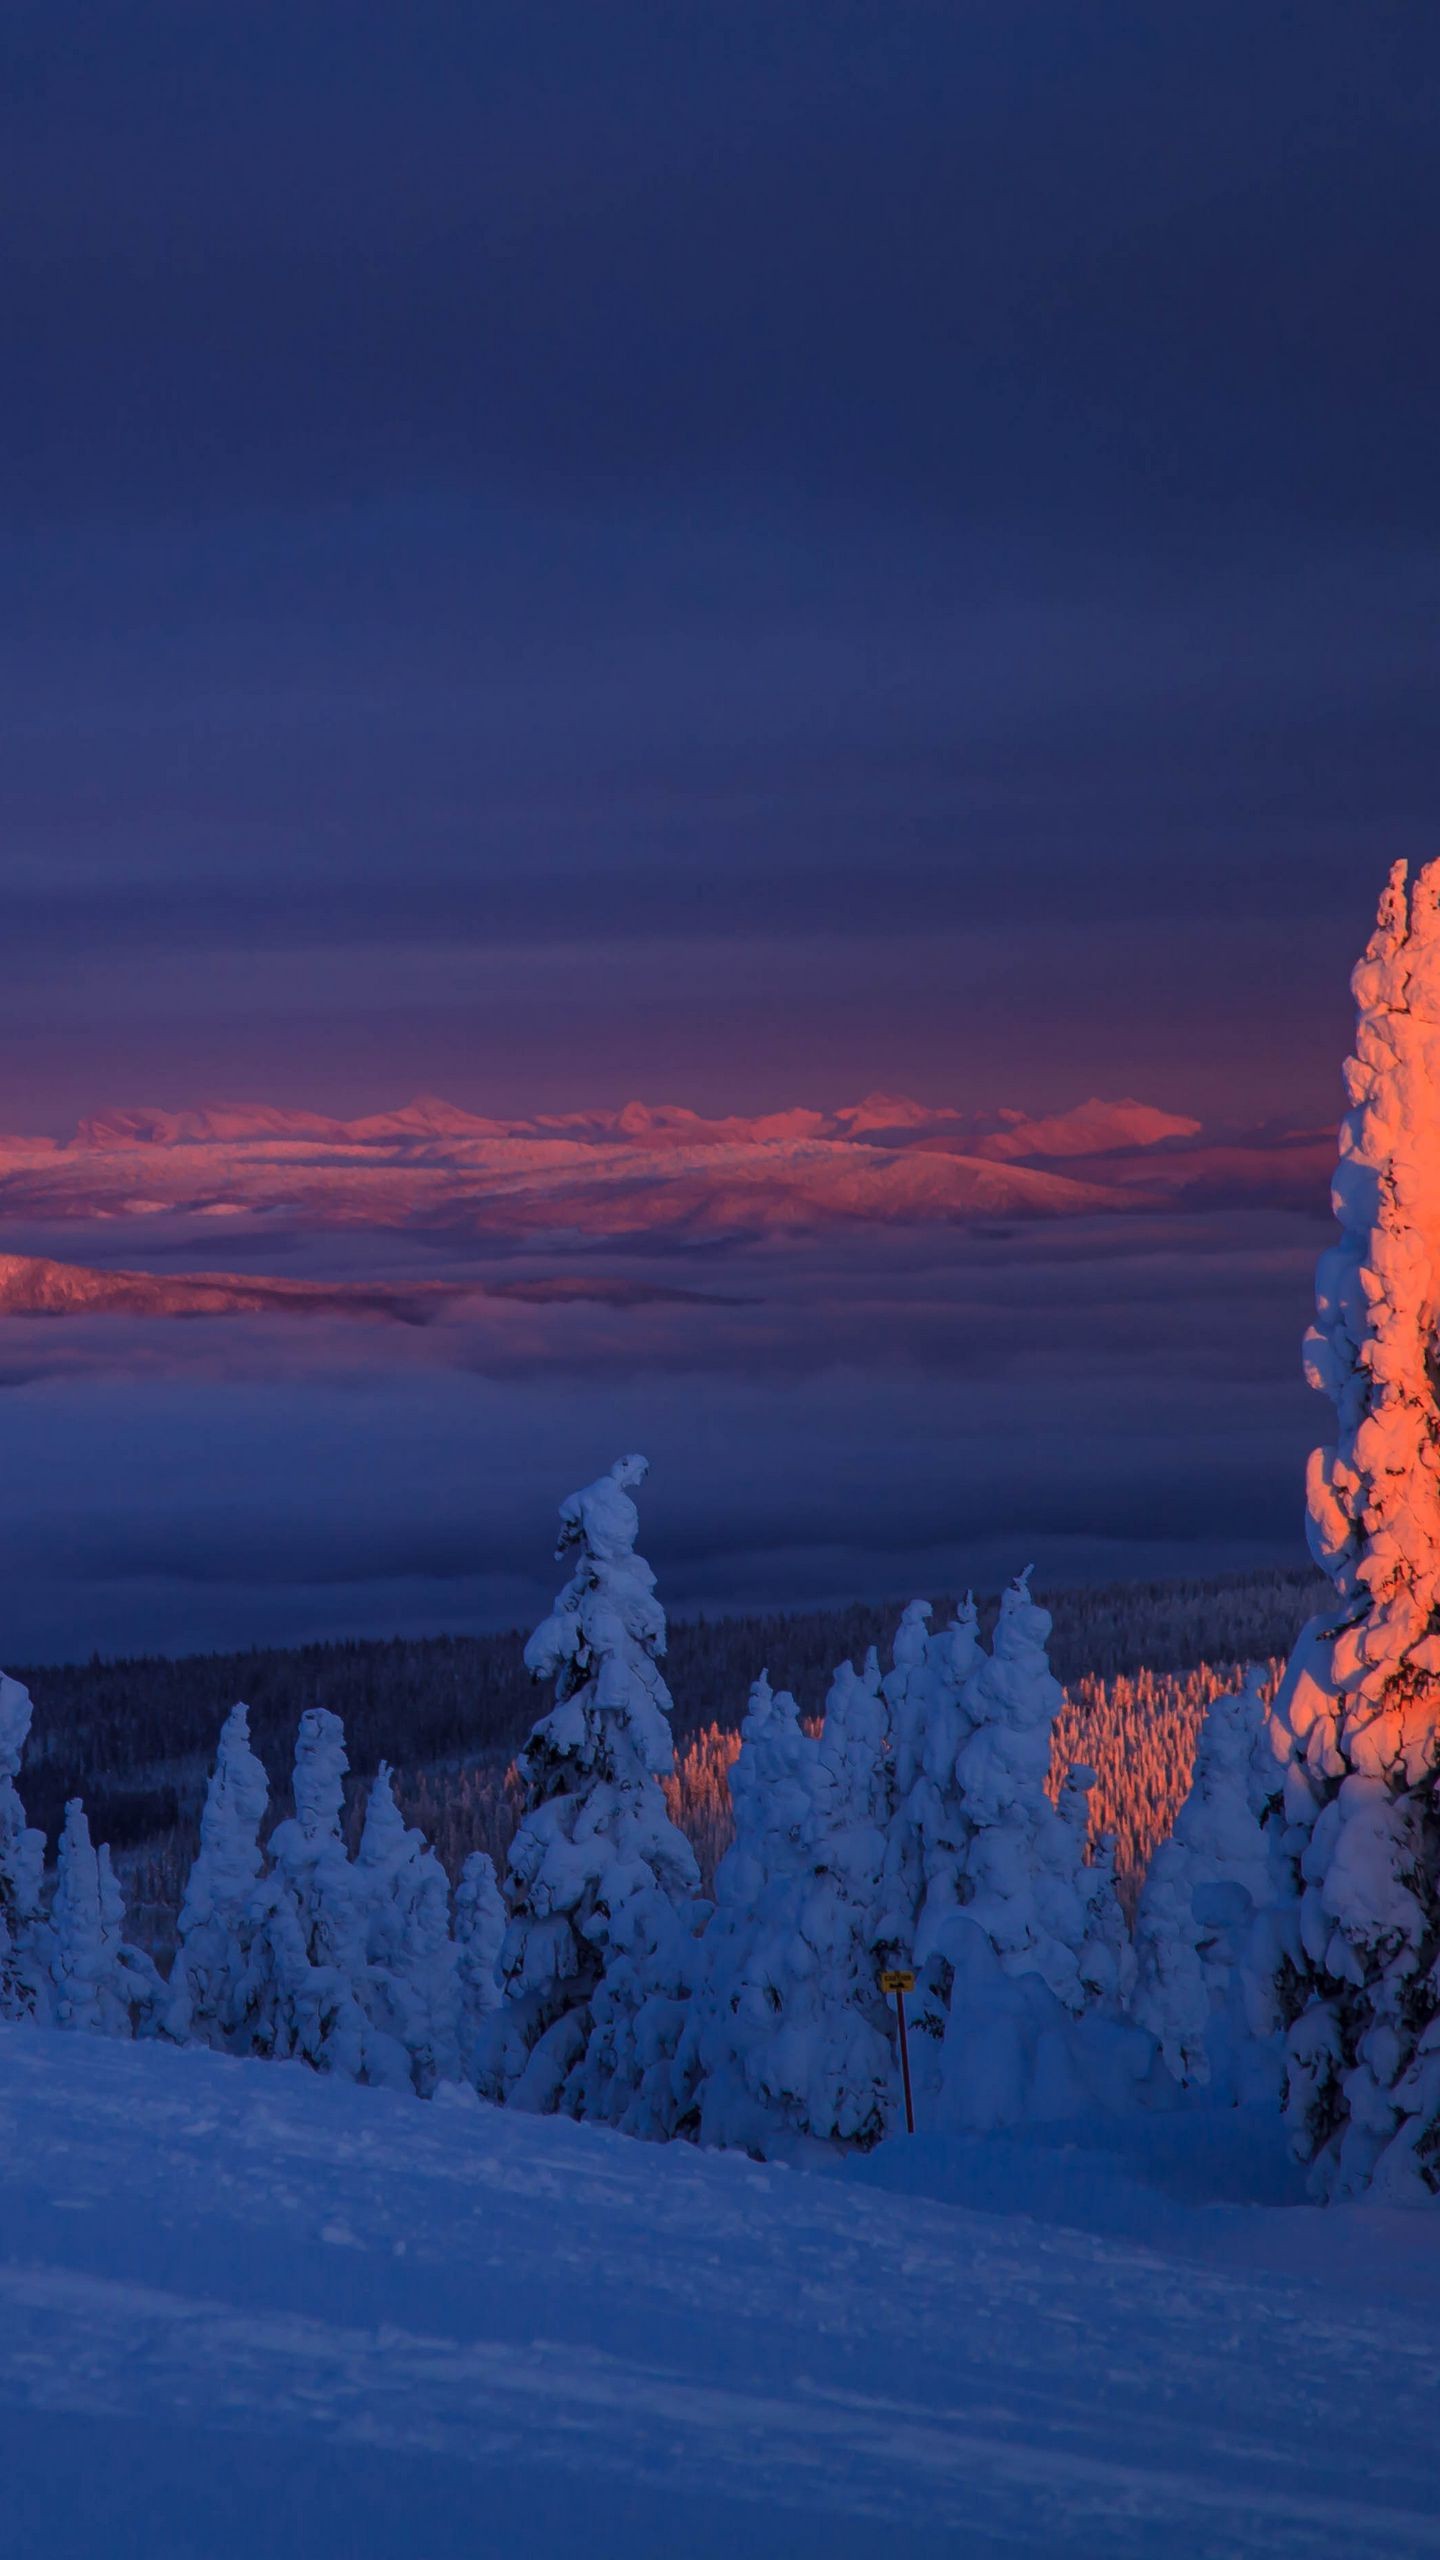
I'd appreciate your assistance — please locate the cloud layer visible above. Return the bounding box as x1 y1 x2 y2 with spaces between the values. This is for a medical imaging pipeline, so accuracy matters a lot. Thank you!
0 1081 1332 1658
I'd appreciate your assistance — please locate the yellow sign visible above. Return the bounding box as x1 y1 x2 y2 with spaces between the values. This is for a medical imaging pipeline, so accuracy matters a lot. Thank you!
879 1968 916 1994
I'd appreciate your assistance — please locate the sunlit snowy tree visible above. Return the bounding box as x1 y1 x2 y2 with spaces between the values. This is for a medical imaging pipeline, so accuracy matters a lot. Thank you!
1271 856 1440 2197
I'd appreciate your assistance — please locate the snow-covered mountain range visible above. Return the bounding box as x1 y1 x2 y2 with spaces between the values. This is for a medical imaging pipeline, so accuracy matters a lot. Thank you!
0 1093 1332 1251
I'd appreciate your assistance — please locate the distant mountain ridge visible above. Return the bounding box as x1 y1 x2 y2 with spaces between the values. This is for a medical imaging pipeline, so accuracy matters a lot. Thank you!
70 1090 1201 1160
0 1091 1334 1249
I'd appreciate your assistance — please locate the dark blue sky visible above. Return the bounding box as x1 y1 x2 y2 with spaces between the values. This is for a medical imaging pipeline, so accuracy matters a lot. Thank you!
2 4 1436 1653
3 2 1436 1125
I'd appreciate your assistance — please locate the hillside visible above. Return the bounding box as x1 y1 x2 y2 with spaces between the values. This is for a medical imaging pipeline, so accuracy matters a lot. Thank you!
1 2021 1435 2560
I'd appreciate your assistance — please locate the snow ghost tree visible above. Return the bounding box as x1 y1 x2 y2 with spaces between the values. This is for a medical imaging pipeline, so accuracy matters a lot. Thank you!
453 1849 504 2083
355 1763 461 2095
680 1672 821 2150
907 1596 982 1971
50 1799 152 2038
480 1455 701 2120
168 1703 271 2050
781 1651 898 2145
95 1837 166 2035
876 1601 934 1961
0 1674 50 2021
686 1654 897 2152
1132 1672 1283 2100
248 1708 369 2079
914 1575 1143 2130
1272 857 1440 2198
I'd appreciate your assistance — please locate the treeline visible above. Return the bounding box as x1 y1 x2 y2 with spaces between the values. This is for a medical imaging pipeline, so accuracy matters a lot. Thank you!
16 1563 1322 1867
0 1458 1303 2159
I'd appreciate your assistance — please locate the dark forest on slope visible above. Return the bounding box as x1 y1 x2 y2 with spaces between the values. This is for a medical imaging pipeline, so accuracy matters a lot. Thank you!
14 1566 1323 1882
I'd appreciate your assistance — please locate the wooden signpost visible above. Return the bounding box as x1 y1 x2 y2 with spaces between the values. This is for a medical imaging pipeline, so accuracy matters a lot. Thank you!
879 1967 917 2135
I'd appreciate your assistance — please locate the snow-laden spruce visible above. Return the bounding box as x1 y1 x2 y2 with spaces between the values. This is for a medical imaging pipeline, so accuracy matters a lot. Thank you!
1270 856 1440 2199
50 1798 163 2038
679 1671 820 2149
907 1596 984 1968
168 1703 273 2048
874 1600 984 1963
717 1649 898 2149
1131 1672 1286 2099
0 1672 50 2020
356 1762 462 2095
172 1705 477 2095
912 1574 1144 2131
240 1707 371 2077
683 1655 897 2153
478 1455 702 2120
453 1849 505 2083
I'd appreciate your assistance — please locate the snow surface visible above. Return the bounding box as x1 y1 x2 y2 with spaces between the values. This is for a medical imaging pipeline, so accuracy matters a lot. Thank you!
2 2024 1437 2560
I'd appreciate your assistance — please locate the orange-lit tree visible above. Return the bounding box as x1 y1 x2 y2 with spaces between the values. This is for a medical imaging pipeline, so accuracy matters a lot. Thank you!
1275 857 1440 2198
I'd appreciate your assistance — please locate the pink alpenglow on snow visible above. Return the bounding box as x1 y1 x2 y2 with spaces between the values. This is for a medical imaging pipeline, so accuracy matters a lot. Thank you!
0 1090 1333 1250
1272 856 1440 2199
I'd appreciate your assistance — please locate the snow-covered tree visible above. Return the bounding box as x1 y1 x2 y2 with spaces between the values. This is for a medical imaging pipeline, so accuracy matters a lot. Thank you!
49 1799 154 2037
947 1574 1100 2007
96 1839 166 2035
247 1709 369 2079
784 1651 899 2144
355 1763 461 2095
1058 1765 1134 2010
1131 1672 1282 2097
479 1455 701 2119
680 1672 820 2150
1270 856 1440 2198
877 1595 984 1972
910 1595 983 1967
0 1674 50 2020
876 1601 933 1960
453 1849 504 2083
686 1655 897 2152
168 1703 271 2050
914 1576 1143 2130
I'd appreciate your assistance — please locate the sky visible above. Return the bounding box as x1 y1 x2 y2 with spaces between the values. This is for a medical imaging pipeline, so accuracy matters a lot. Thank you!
0 4 1435 1658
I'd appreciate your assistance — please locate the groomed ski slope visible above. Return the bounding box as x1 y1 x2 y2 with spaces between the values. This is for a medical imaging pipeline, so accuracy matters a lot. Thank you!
1 2025 1438 2560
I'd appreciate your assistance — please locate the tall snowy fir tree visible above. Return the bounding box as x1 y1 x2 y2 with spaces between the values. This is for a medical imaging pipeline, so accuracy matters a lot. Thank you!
453 1849 505 2084
356 1763 462 2096
785 1650 898 2144
680 1671 821 2150
906 1595 982 1970
686 1653 898 2152
479 1455 701 2119
0 1673 50 2021
168 1702 271 2050
50 1799 144 2038
1272 856 1440 2198
875 1600 934 1962
247 1708 369 2078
